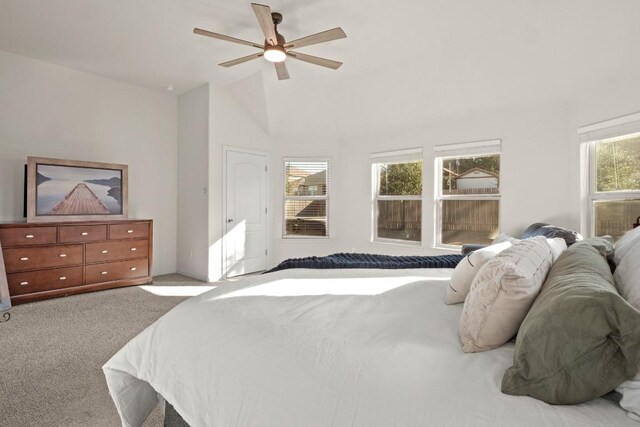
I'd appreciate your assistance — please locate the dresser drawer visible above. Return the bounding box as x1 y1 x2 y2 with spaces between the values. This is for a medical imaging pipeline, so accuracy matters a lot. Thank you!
7 266 83 296
59 225 107 243
109 223 149 240
0 227 57 247
3 245 83 273
85 259 149 284
86 240 149 263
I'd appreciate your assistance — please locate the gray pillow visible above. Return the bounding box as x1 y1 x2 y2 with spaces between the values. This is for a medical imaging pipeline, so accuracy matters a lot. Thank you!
521 223 583 246
501 239 640 404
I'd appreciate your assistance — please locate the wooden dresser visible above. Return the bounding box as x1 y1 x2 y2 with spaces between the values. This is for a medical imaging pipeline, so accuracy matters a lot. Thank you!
0 219 152 304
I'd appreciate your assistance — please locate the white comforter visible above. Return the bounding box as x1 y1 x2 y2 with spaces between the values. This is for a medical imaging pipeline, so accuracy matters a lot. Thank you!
103 268 637 426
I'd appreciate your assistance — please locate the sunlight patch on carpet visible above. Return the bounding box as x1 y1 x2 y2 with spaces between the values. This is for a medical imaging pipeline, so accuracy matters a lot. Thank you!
138 285 216 297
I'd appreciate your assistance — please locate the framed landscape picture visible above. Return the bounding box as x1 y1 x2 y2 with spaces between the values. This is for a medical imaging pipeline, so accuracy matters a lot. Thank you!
26 157 128 222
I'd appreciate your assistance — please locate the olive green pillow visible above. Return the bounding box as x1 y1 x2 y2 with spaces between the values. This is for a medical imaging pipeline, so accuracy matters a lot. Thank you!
501 239 640 404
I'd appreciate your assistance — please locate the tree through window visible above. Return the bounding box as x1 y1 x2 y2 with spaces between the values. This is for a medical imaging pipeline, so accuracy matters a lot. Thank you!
591 132 640 240
372 150 423 244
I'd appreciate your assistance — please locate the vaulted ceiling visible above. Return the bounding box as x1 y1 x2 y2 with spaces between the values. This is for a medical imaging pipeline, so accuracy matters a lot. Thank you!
2 0 640 137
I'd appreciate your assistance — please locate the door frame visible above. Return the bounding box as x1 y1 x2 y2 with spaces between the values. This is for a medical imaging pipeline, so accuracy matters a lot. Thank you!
222 145 270 278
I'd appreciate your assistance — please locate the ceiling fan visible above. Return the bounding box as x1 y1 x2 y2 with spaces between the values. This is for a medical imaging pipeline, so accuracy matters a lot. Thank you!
193 3 346 80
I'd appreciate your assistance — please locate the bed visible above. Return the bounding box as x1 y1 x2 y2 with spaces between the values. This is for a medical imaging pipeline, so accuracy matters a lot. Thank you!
103 267 637 427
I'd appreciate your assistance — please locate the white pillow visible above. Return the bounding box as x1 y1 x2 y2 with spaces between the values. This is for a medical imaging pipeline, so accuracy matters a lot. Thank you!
614 238 640 310
614 226 640 266
445 241 512 305
545 237 567 262
492 233 520 245
617 372 640 422
459 237 554 353
606 227 639 420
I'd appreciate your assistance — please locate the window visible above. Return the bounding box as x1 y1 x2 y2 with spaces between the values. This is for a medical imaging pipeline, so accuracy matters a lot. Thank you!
435 140 501 248
372 149 423 244
283 160 329 238
581 114 640 240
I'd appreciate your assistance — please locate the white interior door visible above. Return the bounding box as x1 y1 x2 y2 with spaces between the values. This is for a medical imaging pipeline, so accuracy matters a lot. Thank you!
225 150 267 277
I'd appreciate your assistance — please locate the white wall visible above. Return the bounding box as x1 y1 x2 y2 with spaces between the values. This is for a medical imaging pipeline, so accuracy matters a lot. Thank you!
177 84 210 281
0 51 178 275
270 101 571 264
208 81 273 280
177 79 273 281
181 73 640 273
5 49 638 277
269 75 640 267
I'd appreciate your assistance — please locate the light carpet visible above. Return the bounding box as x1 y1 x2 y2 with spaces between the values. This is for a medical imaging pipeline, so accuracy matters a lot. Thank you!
0 274 211 427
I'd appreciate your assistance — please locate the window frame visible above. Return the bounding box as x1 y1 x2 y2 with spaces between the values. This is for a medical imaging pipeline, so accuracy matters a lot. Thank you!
585 132 640 238
434 141 501 250
282 158 330 239
371 149 424 246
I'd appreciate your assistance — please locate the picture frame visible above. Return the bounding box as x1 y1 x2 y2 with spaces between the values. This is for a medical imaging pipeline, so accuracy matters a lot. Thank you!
26 157 128 223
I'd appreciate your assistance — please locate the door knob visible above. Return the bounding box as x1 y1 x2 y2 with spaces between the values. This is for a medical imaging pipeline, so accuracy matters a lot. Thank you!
227 219 234 223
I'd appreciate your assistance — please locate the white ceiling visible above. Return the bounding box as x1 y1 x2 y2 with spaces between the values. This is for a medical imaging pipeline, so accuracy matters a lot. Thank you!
2 0 640 136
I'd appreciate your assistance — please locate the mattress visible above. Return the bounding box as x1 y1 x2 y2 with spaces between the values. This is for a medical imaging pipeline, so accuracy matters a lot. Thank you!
103 268 637 427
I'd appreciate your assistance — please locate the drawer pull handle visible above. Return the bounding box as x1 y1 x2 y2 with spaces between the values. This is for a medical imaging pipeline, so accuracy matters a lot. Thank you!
20 257 29 261
20 281 29 286
101 271 108 275
101 250 108 254
130 248 137 251
59 254 67 258
25 234 34 239
81 232 89 236
130 267 137 271
127 230 134 234
59 276 66 281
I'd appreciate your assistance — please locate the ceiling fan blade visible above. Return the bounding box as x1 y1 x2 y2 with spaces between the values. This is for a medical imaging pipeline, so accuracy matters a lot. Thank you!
286 51 342 70
193 28 263 49
251 3 278 45
219 52 263 67
284 27 346 49
275 62 290 80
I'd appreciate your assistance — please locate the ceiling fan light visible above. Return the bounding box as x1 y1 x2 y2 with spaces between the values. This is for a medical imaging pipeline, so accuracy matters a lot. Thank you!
264 46 286 62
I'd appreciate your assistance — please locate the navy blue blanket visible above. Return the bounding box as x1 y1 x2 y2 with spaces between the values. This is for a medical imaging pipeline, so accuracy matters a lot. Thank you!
265 252 463 274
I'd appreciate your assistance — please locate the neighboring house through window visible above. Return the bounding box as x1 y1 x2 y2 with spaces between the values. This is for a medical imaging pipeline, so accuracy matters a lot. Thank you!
580 112 640 240
283 159 329 238
371 149 423 244
434 140 501 248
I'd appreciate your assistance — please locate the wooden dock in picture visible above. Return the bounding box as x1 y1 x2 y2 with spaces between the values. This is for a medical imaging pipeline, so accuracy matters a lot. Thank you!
50 183 110 215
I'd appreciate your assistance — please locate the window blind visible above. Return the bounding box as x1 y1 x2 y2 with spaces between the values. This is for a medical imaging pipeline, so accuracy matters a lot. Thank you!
371 148 422 164
283 159 330 238
434 139 501 158
578 111 640 143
